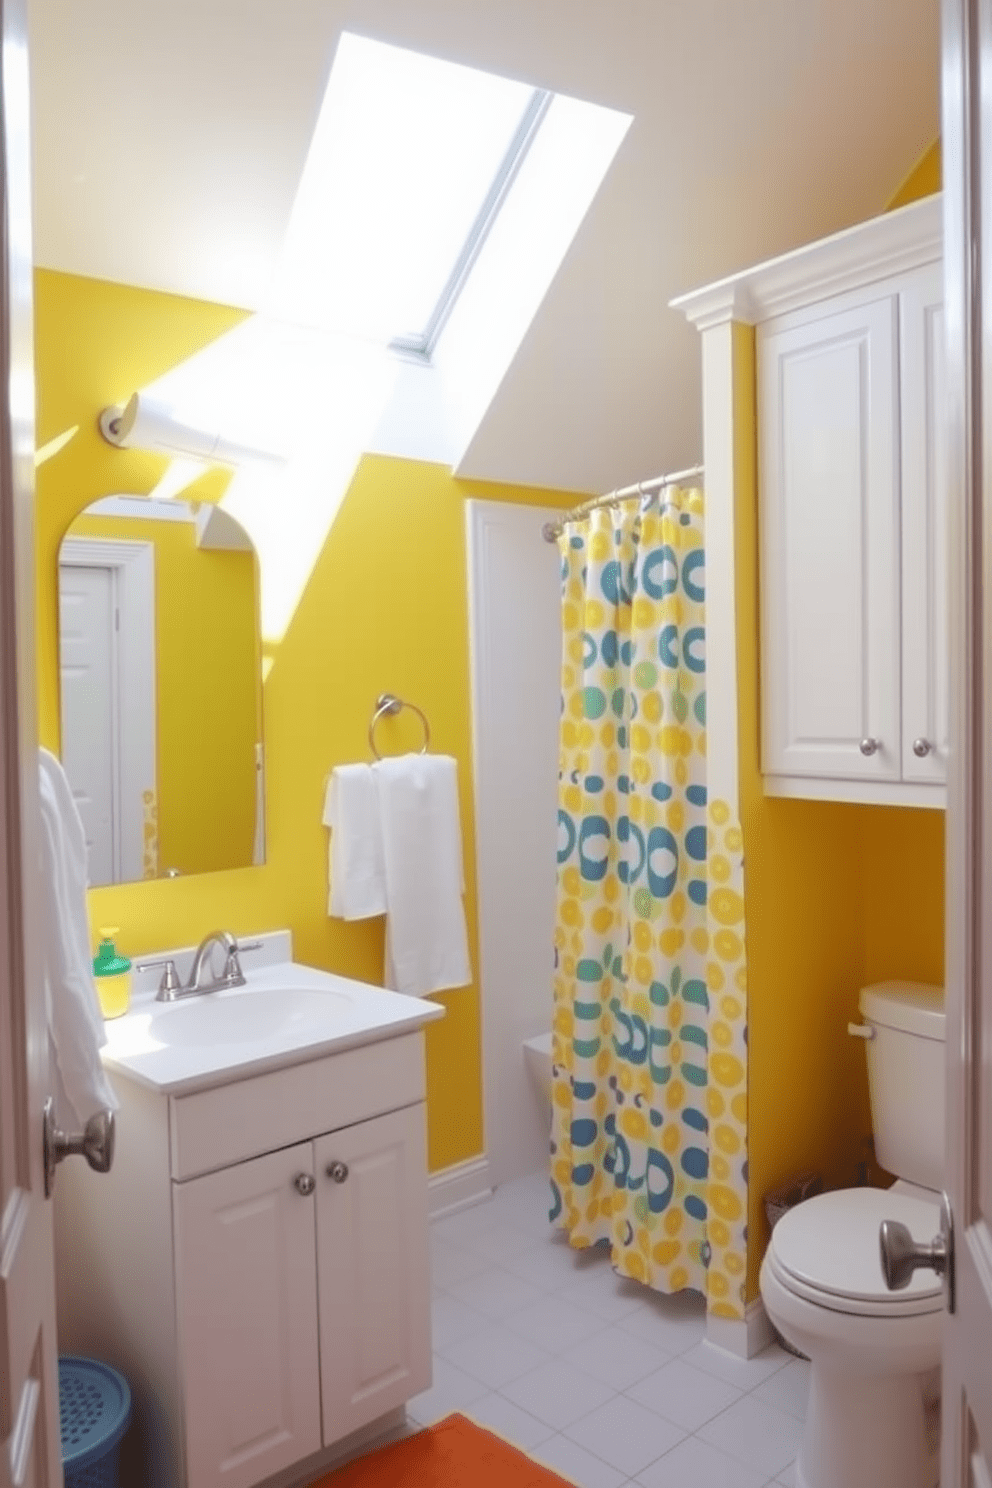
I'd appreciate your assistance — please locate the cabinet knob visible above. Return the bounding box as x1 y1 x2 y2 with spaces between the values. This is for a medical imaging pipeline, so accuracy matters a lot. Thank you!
913 737 933 758
859 737 880 757
293 1172 316 1196
326 1161 349 1184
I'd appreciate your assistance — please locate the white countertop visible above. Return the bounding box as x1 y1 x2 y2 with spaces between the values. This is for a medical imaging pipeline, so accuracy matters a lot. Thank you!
101 951 445 1096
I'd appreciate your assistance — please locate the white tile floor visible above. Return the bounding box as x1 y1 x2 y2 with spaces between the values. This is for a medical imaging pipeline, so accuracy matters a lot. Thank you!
407 1170 807 1488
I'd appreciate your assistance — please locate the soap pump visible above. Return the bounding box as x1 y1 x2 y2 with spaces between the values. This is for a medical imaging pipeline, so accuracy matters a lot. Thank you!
93 928 132 1019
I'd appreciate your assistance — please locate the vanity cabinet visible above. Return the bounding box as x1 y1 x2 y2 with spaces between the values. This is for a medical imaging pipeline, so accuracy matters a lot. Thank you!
175 1105 430 1488
174 1143 322 1488
54 1027 434 1488
758 257 946 806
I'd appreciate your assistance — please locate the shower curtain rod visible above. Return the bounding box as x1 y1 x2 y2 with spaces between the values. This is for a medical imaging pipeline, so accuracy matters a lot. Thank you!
541 463 704 542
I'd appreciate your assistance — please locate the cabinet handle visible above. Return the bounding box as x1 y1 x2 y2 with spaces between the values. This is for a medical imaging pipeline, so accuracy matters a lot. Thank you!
293 1172 316 1196
326 1161 349 1184
913 737 933 758
859 738 880 757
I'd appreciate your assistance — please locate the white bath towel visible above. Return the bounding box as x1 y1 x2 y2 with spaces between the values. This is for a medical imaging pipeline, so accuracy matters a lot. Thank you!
38 748 118 1126
375 753 471 997
323 764 387 919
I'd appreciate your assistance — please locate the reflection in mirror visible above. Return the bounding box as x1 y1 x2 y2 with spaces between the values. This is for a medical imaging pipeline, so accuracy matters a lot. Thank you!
58 495 264 886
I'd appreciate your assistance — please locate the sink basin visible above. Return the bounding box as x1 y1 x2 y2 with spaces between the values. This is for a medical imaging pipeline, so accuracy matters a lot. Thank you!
100 948 446 1094
151 987 351 1047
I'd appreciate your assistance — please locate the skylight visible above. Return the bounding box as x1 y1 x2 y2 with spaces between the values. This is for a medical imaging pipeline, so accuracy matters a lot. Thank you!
268 33 551 354
126 36 632 651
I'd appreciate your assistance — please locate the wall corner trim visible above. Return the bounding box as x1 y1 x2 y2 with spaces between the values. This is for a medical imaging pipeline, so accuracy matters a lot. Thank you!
705 1297 776 1360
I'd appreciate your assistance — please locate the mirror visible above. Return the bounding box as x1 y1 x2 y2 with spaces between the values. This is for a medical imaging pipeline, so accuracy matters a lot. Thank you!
57 495 264 886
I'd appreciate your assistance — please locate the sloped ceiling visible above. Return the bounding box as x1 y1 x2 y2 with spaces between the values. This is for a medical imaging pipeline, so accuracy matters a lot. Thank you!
27 0 939 494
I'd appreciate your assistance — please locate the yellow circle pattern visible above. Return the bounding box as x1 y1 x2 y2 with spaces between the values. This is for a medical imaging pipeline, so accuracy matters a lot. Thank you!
548 485 748 1323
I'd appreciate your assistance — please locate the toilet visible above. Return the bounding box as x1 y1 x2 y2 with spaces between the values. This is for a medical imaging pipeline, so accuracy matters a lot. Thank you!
522 1031 553 1107
759 981 946 1488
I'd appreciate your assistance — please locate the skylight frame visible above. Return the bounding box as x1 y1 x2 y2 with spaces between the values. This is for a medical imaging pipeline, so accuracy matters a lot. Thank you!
388 85 553 362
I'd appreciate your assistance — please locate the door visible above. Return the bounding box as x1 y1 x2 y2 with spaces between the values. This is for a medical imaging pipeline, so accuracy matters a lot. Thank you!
900 261 949 786
58 565 118 886
314 1105 431 1444
758 291 902 781
0 0 63 1482
940 1 992 1482
172 1145 322 1488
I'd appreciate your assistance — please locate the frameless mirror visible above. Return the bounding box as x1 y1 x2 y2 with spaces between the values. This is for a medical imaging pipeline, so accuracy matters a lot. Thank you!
57 495 264 886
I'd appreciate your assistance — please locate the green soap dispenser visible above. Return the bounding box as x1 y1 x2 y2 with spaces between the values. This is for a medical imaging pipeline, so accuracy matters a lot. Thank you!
93 927 132 1019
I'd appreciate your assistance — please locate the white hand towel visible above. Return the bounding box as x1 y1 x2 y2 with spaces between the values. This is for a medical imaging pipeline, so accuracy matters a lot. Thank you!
323 764 387 919
38 748 118 1126
375 753 471 997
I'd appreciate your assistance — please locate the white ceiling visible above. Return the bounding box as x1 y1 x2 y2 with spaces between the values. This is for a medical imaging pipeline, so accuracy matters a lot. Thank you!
27 0 940 495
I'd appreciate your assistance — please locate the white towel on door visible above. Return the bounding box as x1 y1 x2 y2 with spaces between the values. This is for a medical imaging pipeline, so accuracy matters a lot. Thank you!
323 764 387 919
38 748 118 1126
375 753 471 997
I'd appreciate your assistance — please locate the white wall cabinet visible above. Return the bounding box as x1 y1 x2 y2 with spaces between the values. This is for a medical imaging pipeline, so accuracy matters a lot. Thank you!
673 194 945 810
54 1032 433 1488
758 257 946 807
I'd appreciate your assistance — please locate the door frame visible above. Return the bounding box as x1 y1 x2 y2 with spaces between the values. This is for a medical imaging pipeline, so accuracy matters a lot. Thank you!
59 538 156 883
466 499 563 1190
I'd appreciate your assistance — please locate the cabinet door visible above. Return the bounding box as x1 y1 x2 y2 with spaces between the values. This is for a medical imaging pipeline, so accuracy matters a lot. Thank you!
314 1105 431 1444
900 262 948 784
173 1143 321 1488
759 292 901 780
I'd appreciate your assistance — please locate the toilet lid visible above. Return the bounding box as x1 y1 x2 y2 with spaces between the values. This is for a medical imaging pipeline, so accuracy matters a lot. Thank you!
769 1188 944 1310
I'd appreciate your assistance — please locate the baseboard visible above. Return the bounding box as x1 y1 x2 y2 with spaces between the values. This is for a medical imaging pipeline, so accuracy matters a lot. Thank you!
705 1297 775 1359
427 1155 492 1218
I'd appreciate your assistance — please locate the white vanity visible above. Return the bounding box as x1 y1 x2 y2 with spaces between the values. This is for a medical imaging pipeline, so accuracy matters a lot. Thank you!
53 933 444 1488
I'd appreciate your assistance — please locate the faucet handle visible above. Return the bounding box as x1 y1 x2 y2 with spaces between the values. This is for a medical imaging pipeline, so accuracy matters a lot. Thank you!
223 939 263 986
136 958 182 1001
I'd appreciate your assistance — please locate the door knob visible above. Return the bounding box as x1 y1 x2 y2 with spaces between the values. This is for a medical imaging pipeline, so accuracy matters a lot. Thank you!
43 1097 115 1198
293 1172 316 1196
913 738 933 758
327 1161 349 1183
859 737 880 756
879 1191 955 1313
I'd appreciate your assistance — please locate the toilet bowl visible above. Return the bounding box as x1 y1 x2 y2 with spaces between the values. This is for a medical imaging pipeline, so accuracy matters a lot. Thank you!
760 1183 943 1488
522 1031 553 1106
759 981 946 1488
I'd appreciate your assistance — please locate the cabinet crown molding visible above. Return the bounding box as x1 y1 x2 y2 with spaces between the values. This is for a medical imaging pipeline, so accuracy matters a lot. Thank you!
671 194 942 328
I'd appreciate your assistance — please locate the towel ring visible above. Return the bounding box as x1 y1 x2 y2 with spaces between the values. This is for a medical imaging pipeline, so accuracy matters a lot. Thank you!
369 693 431 760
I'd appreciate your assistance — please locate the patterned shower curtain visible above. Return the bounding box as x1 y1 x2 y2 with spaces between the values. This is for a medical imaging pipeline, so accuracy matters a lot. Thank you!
549 485 748 1320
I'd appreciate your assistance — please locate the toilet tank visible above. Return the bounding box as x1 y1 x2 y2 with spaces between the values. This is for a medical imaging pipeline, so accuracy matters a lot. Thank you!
859 981 945 1192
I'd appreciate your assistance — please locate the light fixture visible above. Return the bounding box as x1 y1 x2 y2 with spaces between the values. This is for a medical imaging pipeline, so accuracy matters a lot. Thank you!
98 392 287 467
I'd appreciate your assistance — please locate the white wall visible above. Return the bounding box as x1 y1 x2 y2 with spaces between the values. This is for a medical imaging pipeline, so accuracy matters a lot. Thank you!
467 499 563 1189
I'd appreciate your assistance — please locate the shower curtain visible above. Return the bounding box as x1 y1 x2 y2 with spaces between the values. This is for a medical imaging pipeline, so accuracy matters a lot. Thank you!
549 484 748 1320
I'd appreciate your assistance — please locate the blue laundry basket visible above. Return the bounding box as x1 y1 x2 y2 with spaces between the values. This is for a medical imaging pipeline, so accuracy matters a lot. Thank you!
59 1356 131 1488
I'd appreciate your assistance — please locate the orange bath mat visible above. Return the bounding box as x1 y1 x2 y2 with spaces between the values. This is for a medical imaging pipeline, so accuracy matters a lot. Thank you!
311 1414 575 1488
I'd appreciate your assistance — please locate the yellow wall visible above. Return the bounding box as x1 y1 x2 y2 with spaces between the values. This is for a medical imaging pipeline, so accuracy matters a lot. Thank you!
738 156 946 1302
35 268 580 1172
887 139 942 210
64 512 259 875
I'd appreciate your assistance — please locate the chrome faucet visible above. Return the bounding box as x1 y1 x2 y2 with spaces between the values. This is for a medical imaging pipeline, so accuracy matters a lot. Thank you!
138 931 262 1002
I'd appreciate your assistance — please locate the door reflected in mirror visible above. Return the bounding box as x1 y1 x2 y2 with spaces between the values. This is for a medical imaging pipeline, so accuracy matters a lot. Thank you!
58 494 264 886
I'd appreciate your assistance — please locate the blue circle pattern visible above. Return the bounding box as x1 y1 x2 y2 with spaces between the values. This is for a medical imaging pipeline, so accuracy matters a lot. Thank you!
550 487 715 1300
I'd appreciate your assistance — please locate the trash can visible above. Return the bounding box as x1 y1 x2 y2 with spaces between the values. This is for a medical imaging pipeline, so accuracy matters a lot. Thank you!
763 1172 823 1358
59 1356 131 1488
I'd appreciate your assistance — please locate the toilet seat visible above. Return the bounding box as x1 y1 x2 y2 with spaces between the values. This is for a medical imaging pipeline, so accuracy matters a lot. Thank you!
768 1187 944 1319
